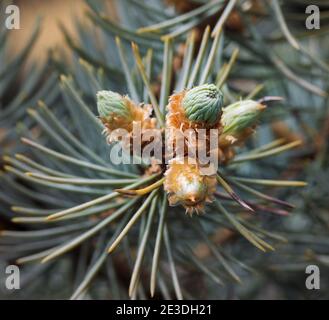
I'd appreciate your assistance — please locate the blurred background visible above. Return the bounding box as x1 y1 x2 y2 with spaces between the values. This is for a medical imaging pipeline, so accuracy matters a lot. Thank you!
9 0 116 63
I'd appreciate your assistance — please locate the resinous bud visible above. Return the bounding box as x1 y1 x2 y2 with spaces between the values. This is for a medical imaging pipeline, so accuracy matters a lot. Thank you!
182 84 223 126
164 158 217 215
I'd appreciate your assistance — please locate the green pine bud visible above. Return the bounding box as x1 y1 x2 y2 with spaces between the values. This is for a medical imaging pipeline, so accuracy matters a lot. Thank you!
97 90 131 120
182 84 223 125
221 100 266 134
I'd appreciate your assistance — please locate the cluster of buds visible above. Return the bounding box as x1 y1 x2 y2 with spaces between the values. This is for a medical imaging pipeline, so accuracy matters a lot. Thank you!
165 85 265 162
97 84 266 214
165 84 265 213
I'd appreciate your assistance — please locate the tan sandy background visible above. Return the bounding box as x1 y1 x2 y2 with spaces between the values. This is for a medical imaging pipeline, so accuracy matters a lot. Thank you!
8 0 115 63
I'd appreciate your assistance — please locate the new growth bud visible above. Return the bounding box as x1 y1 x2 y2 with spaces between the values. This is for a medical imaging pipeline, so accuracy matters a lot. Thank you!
96 90 156 148
182 84 223 126
97 90 132 121
164 158 217 215
221 100 266 135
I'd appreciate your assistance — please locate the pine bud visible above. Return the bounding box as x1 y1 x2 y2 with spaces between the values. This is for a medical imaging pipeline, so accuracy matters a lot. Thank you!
221 100 266 135
97 90 132 121
164 158 217 215
182 84 223 126
96 90 157 147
